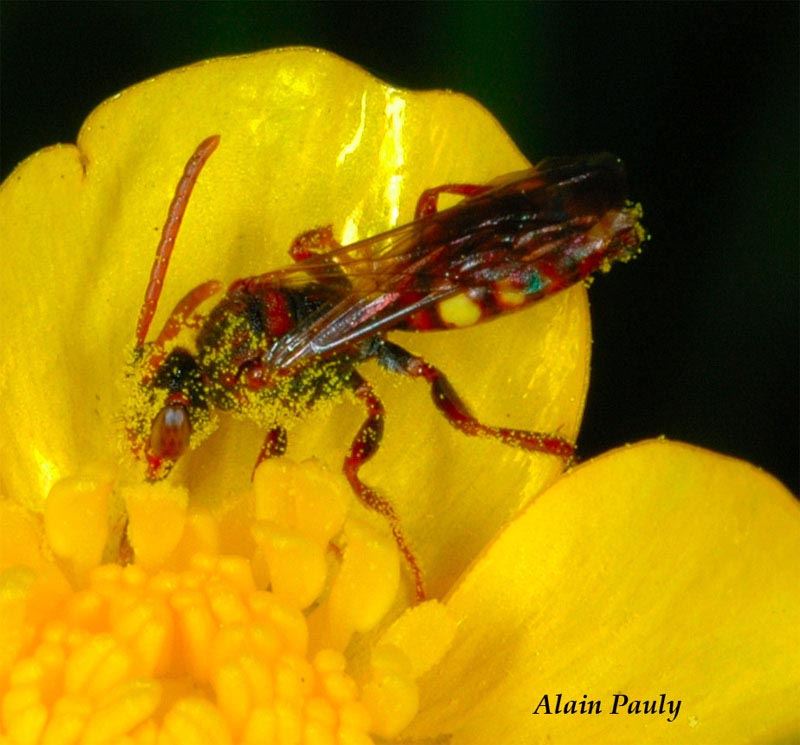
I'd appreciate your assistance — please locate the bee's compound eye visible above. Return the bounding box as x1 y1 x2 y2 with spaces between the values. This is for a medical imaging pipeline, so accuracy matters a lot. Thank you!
149 404 191 461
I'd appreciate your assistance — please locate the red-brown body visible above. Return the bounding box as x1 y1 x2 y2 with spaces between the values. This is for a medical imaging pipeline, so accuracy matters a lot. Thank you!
127 136 645 599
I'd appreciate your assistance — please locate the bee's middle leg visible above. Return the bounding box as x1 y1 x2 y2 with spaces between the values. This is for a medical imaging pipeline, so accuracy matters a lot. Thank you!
345 371 426 601
414 183 491 219
286 226 352 289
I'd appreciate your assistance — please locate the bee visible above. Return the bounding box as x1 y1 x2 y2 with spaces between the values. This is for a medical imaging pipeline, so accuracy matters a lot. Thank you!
126 135 645 599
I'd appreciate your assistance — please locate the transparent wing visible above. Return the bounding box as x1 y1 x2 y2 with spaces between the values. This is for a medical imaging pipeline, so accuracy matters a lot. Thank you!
262 154 638 369
241 220 430 294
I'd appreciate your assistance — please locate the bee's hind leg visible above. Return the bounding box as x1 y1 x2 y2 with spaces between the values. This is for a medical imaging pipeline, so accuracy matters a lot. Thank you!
375 339 575 462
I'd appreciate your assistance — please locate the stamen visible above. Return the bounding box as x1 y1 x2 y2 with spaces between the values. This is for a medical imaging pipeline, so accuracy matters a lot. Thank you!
44 471 113 576
1 556 376 743
123 482 189 568
2 459 458 741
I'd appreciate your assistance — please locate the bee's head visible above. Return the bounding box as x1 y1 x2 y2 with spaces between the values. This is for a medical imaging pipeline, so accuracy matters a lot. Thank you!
127 347 214 481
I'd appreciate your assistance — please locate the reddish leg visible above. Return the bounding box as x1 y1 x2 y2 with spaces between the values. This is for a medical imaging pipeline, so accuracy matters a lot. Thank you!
289 225 342 262
377 340 575 461
414 183 492 219
345 372 426 601
252 425 288 480
118 518 134 566
231 225 351 296
287 226 351 289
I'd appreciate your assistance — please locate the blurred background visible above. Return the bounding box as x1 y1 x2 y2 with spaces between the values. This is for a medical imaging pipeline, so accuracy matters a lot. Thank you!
2 2 797 492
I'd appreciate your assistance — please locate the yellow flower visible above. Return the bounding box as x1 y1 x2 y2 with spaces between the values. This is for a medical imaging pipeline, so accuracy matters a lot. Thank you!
1 48 588 596
1 49 798 744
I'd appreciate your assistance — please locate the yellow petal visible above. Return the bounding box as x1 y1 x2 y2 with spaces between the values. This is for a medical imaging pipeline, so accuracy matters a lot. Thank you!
410 440 800 743
1 48 589 594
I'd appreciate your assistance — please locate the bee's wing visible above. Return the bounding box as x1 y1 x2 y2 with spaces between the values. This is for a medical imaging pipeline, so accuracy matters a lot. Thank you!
262 219 463 368
268 286 460 369
263 167 555 369
266 155 639 369
248 220 431 293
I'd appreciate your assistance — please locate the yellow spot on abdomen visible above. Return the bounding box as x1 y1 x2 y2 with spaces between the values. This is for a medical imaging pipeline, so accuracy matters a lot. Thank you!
437 294 482 327
497 287 526 308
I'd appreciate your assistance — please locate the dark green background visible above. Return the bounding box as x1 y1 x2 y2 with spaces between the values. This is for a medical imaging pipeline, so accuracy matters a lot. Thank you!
2 2 798 492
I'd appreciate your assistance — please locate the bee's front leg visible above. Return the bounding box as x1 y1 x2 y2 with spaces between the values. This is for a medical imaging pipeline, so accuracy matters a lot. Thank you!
252 425 288 480
345 371 426 601
376 339 575 462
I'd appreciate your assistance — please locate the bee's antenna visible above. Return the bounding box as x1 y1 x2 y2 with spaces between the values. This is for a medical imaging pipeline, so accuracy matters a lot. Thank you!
135 134 221 350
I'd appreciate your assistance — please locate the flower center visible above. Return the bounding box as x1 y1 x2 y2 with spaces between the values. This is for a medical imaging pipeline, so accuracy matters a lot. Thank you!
2 556 376 743
1 459 456 743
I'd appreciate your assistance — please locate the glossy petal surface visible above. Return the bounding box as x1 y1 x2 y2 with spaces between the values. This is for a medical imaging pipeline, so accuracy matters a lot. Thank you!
0 48 589 594
410 440 800 743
